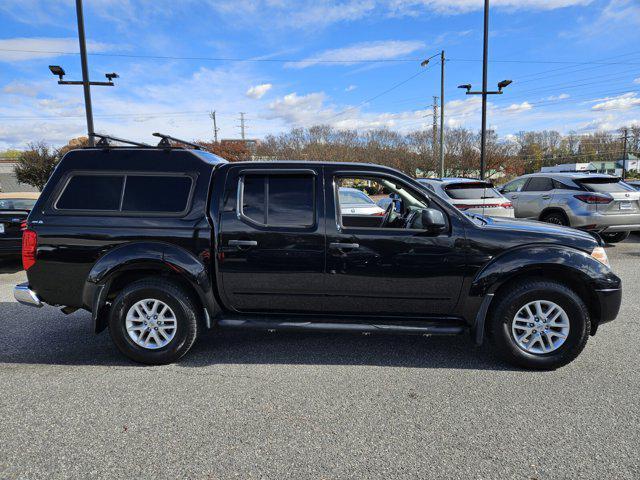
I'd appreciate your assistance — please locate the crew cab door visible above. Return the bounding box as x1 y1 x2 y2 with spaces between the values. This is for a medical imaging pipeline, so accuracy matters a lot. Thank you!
323 167 465 316
217 165 326 313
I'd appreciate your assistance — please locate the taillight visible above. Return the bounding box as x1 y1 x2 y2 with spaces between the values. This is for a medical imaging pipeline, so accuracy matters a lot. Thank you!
574 194 612 204
498 202 513 209
22 229 37 271
373 211 385 216
20 221 27 231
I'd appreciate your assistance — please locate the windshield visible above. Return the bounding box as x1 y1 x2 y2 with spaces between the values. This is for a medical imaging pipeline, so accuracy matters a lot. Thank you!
444 182 502 199
0 198 37 210
578 178 635 193
338 189 375 205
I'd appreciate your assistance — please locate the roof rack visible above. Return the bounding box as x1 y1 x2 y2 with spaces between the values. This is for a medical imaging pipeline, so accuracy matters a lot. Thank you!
152 132 201 150
90 133 152 148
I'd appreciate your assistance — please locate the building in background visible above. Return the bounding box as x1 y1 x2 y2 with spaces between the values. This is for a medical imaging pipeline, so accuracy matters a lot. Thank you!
0 158 38 193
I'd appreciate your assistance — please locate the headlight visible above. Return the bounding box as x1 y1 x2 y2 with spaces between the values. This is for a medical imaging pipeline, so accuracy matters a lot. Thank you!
591 246 610 268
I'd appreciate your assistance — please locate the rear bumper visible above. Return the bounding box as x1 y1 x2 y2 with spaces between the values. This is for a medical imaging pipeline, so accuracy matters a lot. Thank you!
594 287 622 325
570 211 640 232
14 282 43 308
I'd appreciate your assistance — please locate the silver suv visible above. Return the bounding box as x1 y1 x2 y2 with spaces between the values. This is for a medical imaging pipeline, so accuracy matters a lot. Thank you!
499 173 640 243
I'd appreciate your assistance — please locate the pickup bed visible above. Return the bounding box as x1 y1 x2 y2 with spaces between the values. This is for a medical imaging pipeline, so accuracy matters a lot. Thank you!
15 146 622 369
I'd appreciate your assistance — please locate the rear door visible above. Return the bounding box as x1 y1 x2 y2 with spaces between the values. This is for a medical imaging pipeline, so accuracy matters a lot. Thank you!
500 177 528 215
517 176 555 219
218 165 326 314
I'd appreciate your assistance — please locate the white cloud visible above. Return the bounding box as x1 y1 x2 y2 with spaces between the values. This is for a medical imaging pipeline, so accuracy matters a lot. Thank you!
388 0 593 15
634 77 640 85
345 85 358 92
591 93 640 111
545 93 570 101
0 37 113 62
287 40 425 69
504 101 533 113
3 81 40 97
246 83 272 99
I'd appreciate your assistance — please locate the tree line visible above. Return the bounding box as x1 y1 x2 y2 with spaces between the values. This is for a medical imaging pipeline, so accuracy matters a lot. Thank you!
3 125 639 191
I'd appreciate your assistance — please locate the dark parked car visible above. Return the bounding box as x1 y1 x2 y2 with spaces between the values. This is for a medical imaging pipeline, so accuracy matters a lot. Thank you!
14 141 621 369
0 192 39 258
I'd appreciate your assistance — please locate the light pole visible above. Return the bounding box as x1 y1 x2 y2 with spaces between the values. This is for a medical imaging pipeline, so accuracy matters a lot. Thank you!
48 0 118 147
421 50 445 177
458 0 512 180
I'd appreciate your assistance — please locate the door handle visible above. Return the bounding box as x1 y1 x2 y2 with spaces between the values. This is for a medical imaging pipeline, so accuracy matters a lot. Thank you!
228 239 258 248
541 194 551 200
511 194 518 199
330 242 360 250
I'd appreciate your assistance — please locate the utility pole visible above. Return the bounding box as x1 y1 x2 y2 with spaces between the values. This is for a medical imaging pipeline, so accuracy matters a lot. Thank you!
238 112 247 140
432 96 439 168
210 110 219 143
76 0 94 147
622 127 629 180
439 50 445 178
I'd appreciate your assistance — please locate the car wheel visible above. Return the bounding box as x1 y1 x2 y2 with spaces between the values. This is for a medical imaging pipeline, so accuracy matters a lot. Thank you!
600 231 630 244
109 279 199 365
488 280 590 370
541 211 568 226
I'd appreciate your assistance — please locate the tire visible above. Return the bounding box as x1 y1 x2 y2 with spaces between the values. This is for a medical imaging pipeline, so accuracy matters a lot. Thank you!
108 279 199 365
600 231 630 244
488 279 590 370
541 211 568 226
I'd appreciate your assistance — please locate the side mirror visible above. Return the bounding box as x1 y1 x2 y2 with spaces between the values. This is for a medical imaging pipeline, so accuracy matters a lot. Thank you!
497 186 505 194
421 208 447 233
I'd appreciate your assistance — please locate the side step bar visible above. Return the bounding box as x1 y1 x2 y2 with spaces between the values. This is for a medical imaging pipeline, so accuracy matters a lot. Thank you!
217 318 465 335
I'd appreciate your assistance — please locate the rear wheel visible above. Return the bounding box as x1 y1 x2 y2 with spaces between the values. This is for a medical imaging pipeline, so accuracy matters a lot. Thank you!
600 231 630 244
109 279 199 364
541 211 568 226
488 280 590 370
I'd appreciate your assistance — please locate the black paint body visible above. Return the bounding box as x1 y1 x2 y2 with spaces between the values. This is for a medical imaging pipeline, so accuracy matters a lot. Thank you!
24 148 622 339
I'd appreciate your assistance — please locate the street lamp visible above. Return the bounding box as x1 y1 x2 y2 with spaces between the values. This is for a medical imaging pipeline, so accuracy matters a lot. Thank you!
458 80 512 95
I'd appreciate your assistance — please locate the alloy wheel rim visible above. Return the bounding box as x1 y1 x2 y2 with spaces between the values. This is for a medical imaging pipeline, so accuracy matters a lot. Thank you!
125 299 177 350
511 300 570 355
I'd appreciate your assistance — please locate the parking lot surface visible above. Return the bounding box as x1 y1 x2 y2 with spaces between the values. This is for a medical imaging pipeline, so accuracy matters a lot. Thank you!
1 239 639 479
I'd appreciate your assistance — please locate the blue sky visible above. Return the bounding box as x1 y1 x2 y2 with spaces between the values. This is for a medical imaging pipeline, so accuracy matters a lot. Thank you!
0 0 639 148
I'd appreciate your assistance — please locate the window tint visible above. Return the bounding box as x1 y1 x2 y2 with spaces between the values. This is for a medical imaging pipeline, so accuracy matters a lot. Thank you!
579 178 635 193
502 178 527 193
241 173 315 227
445 183 502 199
122 176 192 212
241 175 266 224
523 177 554 192
57 175 123 210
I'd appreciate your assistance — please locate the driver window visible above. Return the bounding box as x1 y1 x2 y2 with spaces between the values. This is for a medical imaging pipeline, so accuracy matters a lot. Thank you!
335 175 430 230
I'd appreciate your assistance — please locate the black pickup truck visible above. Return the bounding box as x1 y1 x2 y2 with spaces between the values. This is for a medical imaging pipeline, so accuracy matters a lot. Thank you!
14 143 622 369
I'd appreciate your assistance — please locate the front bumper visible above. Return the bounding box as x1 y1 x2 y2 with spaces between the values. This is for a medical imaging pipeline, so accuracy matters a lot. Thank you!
594 287 622 325
14 282 43 307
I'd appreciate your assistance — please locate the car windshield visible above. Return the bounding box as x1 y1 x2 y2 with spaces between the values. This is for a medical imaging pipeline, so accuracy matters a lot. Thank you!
0 198 37 210
578 178 635 193
444 182 502 199
339 189 375 205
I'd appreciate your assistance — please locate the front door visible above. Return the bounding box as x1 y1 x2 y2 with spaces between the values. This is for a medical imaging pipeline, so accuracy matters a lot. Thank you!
218 165 326 314
517 176 554 219
323 167 466 317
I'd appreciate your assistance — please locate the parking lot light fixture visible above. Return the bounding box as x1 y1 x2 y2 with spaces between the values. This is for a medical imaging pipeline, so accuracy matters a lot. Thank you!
48 65 66 81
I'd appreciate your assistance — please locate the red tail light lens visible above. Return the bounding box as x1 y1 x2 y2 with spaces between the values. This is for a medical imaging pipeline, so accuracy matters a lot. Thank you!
22 229 37 271
574 194 612 204
498 202 513 209
373 211 385 216
20 221 27 231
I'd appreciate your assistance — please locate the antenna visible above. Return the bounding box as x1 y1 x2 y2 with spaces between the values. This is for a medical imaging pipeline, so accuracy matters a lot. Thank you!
90 133 151 147
152 132 201 149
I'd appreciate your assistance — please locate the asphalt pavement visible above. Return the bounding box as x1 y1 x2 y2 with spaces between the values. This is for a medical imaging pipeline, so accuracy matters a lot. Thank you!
0 238 639 479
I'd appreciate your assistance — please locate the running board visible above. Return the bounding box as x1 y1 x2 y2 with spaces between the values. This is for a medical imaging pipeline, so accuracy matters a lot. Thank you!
217 318 465 335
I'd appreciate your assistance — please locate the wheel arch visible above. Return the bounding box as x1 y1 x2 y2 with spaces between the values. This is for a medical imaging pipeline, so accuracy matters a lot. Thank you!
470 245 612 343
538 207 570 225
83 242 220 333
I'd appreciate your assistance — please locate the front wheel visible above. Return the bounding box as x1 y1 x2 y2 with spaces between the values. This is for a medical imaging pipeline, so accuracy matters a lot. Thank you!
601 231 630 244
488 280 590 370
109 279 199 364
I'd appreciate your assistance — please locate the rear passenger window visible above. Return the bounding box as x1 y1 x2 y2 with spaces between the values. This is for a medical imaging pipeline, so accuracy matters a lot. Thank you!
56 175 123 211
523 177 554 192
122 176 192 213
241 173 315 227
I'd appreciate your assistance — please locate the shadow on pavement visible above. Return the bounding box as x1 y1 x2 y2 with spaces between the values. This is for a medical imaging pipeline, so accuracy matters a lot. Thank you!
0 258 23 274
0 301 516 371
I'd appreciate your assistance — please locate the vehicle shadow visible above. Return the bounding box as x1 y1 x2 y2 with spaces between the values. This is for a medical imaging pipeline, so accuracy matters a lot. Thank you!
0 258 23 274
0 302 517 371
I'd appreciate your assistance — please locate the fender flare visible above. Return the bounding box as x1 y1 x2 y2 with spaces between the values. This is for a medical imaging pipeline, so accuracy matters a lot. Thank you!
82 241 220 333
469 244 616 344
